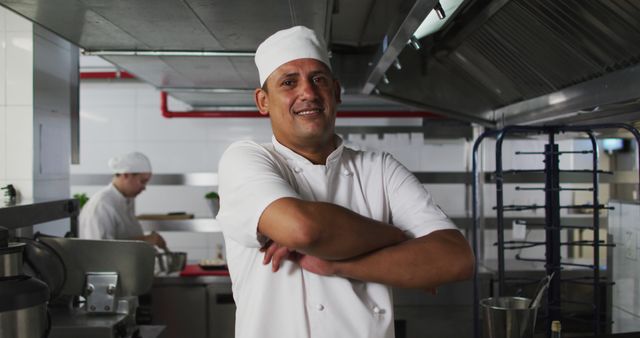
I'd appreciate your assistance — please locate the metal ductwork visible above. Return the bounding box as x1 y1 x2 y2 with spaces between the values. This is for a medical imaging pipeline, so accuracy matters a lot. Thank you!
2 0 640 126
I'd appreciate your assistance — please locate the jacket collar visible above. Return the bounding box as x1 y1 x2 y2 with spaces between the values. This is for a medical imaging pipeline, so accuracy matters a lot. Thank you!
272 135 345 166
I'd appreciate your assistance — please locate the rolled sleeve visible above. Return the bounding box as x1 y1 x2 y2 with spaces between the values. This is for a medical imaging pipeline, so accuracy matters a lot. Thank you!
217 141 300 247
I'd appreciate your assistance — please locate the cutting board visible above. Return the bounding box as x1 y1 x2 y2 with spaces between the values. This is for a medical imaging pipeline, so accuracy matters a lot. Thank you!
180 264 229 277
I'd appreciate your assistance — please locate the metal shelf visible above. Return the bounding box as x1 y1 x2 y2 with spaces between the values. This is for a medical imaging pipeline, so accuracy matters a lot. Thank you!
0 199 79 231
70 170 640 187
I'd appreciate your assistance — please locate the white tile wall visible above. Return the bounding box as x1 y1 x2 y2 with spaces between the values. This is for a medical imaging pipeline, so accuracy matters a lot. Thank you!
80 81 137 107
0 106 5 178
80 105 137 141
137 141 215 173
72 141 137 173
135 105 208 141
158 232 226 261
136 185 216 218
1 7 34 199
423 184 468 217
0 6 5 32
0 30 5 106
5 10 31 32
0 179 33 200
420 141 467 172
6 31 33 106
5 105 33 179
204 119 273 143
134 86 161 106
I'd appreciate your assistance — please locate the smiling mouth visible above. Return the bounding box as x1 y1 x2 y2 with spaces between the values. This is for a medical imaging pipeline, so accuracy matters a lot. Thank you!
294 108 324 116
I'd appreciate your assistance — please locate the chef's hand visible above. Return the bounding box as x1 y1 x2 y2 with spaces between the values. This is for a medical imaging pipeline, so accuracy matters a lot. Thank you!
146 231 167 250
297 254 335 276
260 240 293 272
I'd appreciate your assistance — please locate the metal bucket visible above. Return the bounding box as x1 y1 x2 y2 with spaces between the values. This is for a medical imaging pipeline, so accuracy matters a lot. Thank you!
480 297 539 338
155 252 187 275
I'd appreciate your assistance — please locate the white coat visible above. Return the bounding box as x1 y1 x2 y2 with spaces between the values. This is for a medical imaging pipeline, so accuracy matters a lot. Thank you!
78 183 144 240
217 136 456 338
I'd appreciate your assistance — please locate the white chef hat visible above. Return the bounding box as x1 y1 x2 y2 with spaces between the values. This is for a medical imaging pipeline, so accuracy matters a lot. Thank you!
255 26 331 87
108 152 152 174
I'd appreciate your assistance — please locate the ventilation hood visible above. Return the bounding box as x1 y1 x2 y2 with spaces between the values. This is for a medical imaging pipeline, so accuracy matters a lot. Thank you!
2 0 639 126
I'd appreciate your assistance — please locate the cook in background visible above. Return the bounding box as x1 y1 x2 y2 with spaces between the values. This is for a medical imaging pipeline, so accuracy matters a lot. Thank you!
78 152 166 249
217 26 474 338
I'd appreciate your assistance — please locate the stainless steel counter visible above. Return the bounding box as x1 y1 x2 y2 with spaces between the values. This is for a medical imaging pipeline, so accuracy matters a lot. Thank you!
153 274 230 286
151 274 234 338
151 273 492 338
141 219 221 232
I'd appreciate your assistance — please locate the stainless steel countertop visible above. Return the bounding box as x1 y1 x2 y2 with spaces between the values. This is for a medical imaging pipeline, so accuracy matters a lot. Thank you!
140 218 221 232
153 274 231 286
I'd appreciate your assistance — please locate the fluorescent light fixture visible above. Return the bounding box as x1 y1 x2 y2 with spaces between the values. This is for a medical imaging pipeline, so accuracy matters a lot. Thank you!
434 3 446 20
602 138 625 153
393 59 402 70
413 0 464 39
408 36 422 50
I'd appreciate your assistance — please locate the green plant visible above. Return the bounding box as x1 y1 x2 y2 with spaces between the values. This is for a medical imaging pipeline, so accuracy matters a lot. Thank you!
205 191 219 199
74 193 89 208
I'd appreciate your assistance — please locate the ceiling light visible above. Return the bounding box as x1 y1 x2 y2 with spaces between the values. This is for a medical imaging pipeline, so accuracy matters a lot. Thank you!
434 2 446 20
393 59 402 70
408 36 422 50
413 0 464 39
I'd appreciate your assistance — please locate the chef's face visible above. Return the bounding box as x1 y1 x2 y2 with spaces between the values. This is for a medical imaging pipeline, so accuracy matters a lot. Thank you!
255 58 341 151
120 173 151 197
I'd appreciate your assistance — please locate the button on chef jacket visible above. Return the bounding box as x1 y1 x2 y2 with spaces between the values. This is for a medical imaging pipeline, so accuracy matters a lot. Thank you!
217 136 456 338
78 183 144 240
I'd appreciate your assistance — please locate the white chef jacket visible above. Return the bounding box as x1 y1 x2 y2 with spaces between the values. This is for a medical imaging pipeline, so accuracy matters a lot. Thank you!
78 183 144 240
217 136 456 338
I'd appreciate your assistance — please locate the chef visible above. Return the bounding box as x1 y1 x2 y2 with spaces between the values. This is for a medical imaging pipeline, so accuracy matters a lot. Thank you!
217 26 474 338
78 152 166 249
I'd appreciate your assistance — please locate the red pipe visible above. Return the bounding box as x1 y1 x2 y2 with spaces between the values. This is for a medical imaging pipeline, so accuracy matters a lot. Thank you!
80 71 135 79
79 72 441 119
161 91 265 118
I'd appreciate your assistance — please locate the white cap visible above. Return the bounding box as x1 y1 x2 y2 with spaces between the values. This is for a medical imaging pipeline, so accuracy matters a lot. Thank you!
255 26 331 87
108 152 152 174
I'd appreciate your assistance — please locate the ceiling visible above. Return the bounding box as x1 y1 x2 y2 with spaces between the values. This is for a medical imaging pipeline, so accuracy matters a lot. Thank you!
2 0 640 127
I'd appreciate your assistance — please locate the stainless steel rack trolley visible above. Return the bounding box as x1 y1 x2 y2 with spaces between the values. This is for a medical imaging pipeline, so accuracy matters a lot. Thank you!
471 123 640 338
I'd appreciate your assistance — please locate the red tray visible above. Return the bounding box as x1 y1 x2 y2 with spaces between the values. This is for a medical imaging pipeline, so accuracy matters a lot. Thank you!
180 264 230 277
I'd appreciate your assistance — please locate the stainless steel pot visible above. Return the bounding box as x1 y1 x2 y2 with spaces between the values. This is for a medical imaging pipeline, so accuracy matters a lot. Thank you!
0 242 24 277
0 303 48 338
155 251 187 275
0 227 49 338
